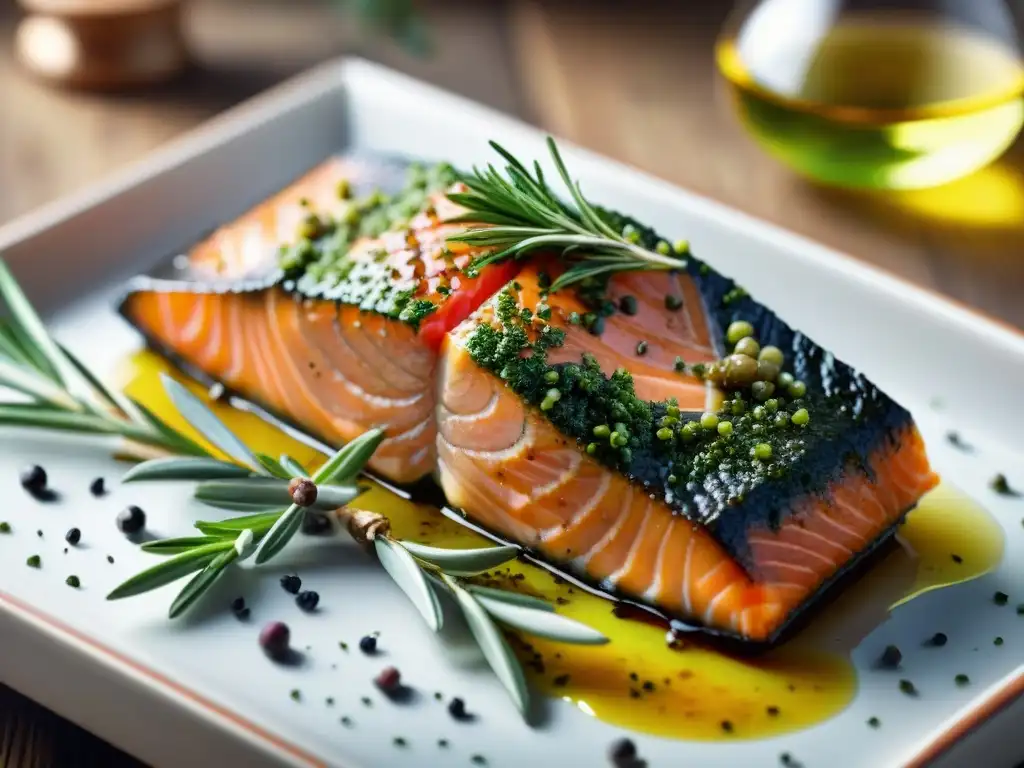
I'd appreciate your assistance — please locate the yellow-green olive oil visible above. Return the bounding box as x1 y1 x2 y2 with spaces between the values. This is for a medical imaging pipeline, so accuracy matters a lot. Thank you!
119 350 1005 740
717 16 1024 189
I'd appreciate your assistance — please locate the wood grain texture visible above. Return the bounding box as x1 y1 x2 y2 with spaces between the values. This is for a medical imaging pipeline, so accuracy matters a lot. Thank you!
0 0 1022 765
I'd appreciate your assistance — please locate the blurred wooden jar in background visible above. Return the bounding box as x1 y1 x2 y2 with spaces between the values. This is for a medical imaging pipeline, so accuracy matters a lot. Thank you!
14 0 188 89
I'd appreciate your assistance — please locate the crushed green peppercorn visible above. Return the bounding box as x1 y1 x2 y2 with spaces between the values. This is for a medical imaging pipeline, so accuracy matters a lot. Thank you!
26 555 40 568
65 575 80 588
791 408 810 426
0 522 9 533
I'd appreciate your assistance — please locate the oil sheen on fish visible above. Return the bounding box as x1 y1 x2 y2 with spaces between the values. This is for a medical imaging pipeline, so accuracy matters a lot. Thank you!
118 155 939 642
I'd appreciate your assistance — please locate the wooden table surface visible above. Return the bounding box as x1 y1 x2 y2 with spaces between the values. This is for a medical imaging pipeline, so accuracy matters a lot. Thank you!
0 0 1022 764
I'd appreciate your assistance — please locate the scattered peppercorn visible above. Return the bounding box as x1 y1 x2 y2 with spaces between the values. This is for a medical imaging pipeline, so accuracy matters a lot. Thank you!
116 505 146 534
898 679 917 696
608 737 637 767
951 554 963 564
359 635 378 654
868 716 881 728
392 737 407 748
990 474 1018 496
437 738 448 748
448 697 471 720
721 720 734 733
470 756 487 766
19 465 47 494
374 666 401 694
65 575 80 588
945 432 973 452
340 716 353 727
664 294 683 311
766 706 780 717
994 591 1009 606
994 637 1004 646
296 591 319 612
926 632 948 647
955 674 970 686
26 555 40 568
106 555 114 564
288 477 318 507
36 529 43 538
780 754 800 767
361 696 372 707
289 689 301 702
1017 604 1024 616
89 477 106 496
0 522 9 533
339 641 349 651
877 645 902 669
259 621 291 660
301 511 332 536
64 528 81 546
635 341 648 356
280 574 302 594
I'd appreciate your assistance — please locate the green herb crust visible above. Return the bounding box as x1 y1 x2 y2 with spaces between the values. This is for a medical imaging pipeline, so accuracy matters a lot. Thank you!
462 209 913 552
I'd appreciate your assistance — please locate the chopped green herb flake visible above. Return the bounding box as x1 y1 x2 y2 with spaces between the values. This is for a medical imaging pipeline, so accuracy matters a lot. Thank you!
26 555 40 568
0 522 9 533
955 674 970 686
290 689 301 701
65 575 80 588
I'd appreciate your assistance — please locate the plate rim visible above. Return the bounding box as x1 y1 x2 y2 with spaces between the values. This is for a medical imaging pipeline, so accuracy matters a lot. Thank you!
0 55 1020 768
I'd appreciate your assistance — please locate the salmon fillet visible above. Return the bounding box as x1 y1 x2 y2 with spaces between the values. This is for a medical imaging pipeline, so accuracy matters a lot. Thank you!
435 255 938 642
118 154 939 642
120 159 516 483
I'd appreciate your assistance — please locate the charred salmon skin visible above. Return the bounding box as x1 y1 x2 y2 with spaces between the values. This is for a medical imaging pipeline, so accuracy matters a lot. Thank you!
119 153 938 642
120 159 517 483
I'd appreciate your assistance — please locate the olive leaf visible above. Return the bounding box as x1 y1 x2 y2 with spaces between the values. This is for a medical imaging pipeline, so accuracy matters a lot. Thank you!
254 453 292 479
160 374 262 470
465 584 555 612
375 537 444 632
399 541 520 573
313 428 385 485
473 594 608 645
251 503 305 565
106 541 233 600
279 454 309 478
195 478 361 510
442 573 530 717
194 511 284 536
141 536 226 555
168 547 240 619
121 457 251 483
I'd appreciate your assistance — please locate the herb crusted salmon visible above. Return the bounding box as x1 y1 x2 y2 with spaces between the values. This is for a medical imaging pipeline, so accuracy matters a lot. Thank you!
119 144 939 642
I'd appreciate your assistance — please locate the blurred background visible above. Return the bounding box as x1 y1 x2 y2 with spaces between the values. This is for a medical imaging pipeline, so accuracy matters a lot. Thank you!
0 0 1022 762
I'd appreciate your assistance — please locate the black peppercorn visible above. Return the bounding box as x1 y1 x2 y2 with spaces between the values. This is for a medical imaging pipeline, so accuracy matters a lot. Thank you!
608 737 637 767
280 574 301 594
877 644 902 669
65 575 80 588
359 635 377 654
19 465 47 494
926 632 948 647
301 511 332 536
116 505 146 534
994 591 1009 606
296 590 320 612
898 679 917 696
65 528 81 546
231 597 246 614
447 697 469 720
89 477 106 496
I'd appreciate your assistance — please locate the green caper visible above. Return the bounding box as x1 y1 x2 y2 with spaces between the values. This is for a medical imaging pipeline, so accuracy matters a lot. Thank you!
753 405 766 420
752 381 775 402
757 360 780 382
700 413 719 430
773 413 789 429
758 346 785 367
298 214 323 241
764 398 779 414
777 372 795 390
586 442 597 455
656 427 674 441
788 380 807 398
722 354 759 389
734 337 760 358
718 421 734 437
673 239 690 255
656 241 671 255
791 408 810 426
593 424 611 438
752 443 773 460
667 474 678 484
336 179 352 200
731 399 746 416
726 321 755 345
666 405 680 418
544 370 559 384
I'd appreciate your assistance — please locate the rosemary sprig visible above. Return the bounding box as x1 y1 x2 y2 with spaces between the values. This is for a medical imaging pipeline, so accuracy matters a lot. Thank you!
0 260 209 460
446 137 687 291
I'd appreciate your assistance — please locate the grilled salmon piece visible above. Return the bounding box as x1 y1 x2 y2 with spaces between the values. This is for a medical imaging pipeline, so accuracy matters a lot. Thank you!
436 259 938 642
120 159 517 484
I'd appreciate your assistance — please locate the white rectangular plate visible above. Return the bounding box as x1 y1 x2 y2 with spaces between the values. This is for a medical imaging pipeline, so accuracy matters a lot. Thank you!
0 59 1021 768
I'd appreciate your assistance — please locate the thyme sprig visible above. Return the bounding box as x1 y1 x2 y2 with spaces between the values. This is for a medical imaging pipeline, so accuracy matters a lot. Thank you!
446 137 686 291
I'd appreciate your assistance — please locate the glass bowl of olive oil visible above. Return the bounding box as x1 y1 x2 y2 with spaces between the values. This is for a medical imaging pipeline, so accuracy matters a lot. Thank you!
716 0 1024 189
